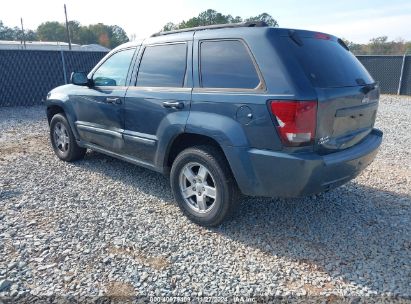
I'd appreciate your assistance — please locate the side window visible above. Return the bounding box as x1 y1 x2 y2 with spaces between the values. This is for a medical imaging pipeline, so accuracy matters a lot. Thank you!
136 43 187 87
200 40 261 89
93 48 135 86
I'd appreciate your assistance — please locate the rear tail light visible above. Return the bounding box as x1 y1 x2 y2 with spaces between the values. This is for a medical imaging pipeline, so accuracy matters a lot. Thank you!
269 100 317 147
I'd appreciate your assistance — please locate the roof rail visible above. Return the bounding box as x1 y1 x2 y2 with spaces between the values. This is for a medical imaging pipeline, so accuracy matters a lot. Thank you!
151 21 269 37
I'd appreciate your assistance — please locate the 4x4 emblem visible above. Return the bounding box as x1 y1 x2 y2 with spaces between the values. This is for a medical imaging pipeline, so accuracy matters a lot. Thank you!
319 136 330 144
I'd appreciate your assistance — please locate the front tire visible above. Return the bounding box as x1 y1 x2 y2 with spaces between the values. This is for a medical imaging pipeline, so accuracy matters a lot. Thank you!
50 113 86 162
170 146 239 227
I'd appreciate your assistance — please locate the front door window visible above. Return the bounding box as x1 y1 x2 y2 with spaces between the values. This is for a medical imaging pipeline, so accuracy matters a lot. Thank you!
93 48 136 86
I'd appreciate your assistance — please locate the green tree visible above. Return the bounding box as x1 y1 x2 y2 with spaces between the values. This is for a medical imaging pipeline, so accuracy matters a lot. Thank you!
35 21 128 48
367 36 390 54
110 25 129 48
228 16 243 23
161 9 278 32
87 23 110 46
179 18 200 28
78 26 96 45
342 38 363 54
341 37 411 55
0 21 20 40
406 42 411 54
24 29 37 41
162 22 178 32
37 21 66 41
67 20 82 44
82 23 129 48
197 9 229 25
246 13 278 27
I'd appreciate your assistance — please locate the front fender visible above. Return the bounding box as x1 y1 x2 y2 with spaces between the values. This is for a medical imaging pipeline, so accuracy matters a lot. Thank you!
45 94 80 140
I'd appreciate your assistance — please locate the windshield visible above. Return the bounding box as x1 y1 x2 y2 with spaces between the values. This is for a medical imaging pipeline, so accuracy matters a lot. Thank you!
282 36 374 88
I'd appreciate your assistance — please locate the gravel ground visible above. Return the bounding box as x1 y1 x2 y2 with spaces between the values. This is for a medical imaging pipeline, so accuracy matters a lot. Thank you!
0 95 410 303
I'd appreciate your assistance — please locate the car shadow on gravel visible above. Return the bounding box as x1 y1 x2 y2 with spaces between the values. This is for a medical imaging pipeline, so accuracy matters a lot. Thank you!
223 186 411 296
0 189 23 201
76 151 174 201
74 151 410 296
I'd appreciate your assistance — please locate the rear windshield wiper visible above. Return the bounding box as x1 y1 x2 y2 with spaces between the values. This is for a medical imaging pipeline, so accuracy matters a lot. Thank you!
360 82 377 94
289 30 303 46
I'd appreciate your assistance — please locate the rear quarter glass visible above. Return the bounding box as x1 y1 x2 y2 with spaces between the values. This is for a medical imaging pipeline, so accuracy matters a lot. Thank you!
279 35 374 88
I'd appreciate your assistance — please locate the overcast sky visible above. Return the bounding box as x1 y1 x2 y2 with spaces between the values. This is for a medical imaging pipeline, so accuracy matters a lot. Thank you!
2 0 411 43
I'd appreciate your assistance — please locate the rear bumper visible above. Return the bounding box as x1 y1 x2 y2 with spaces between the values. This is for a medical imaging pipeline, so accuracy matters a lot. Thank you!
224 128 383 198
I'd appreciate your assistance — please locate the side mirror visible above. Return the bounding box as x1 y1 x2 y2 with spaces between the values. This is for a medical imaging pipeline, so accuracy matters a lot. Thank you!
70 72 90 86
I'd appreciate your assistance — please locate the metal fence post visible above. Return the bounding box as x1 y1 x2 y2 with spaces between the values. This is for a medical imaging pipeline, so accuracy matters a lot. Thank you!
398 54 406 95
60 49 68 84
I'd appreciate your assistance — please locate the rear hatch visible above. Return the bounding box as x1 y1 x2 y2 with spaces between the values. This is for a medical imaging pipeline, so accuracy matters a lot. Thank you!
279 30 379 153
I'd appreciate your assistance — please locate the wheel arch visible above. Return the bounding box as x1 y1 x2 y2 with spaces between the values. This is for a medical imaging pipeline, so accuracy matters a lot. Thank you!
163 133 232 174
46 104 65 125
161 131 262 196
46 100 80 140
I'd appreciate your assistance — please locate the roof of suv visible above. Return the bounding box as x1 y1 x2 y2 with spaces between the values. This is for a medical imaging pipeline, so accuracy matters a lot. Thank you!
114 23 339 53
112 21 272 51
151 21 269 37
114 22 273 51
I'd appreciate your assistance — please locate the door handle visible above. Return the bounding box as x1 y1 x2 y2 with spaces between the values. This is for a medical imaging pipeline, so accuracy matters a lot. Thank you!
106 97 121 104
162 101 184 109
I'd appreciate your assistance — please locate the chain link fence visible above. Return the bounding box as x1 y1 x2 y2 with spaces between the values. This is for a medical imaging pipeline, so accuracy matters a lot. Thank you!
0 50 107 107
356 55 411 95
0 51 410 107
401 56 411 95
357 56 402 94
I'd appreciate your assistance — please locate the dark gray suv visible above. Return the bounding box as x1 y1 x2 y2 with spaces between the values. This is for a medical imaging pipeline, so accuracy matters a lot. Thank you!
45 22 383 227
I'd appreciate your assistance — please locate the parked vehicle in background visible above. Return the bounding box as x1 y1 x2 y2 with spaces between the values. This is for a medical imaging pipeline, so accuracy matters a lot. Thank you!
45 22 382 227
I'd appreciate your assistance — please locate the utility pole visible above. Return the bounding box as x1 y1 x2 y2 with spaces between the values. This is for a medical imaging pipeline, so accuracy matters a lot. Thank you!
397 47 410 95
64 4 72 50
20 18 26 49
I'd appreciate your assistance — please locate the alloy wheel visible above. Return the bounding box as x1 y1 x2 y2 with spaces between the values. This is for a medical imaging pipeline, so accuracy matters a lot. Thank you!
179 162 217 213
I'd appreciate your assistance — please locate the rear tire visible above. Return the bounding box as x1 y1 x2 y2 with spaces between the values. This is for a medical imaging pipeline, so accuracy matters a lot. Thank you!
170 145 239 227
50 113 86 162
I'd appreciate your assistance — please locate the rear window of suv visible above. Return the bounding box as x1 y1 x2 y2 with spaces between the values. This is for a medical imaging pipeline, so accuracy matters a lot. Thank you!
282 36 374 88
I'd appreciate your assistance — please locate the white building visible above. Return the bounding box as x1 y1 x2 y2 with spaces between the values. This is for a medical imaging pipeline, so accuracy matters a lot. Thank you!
0 40 109 52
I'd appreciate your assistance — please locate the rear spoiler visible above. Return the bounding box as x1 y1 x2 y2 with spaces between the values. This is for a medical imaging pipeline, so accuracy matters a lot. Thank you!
287 29 350 51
